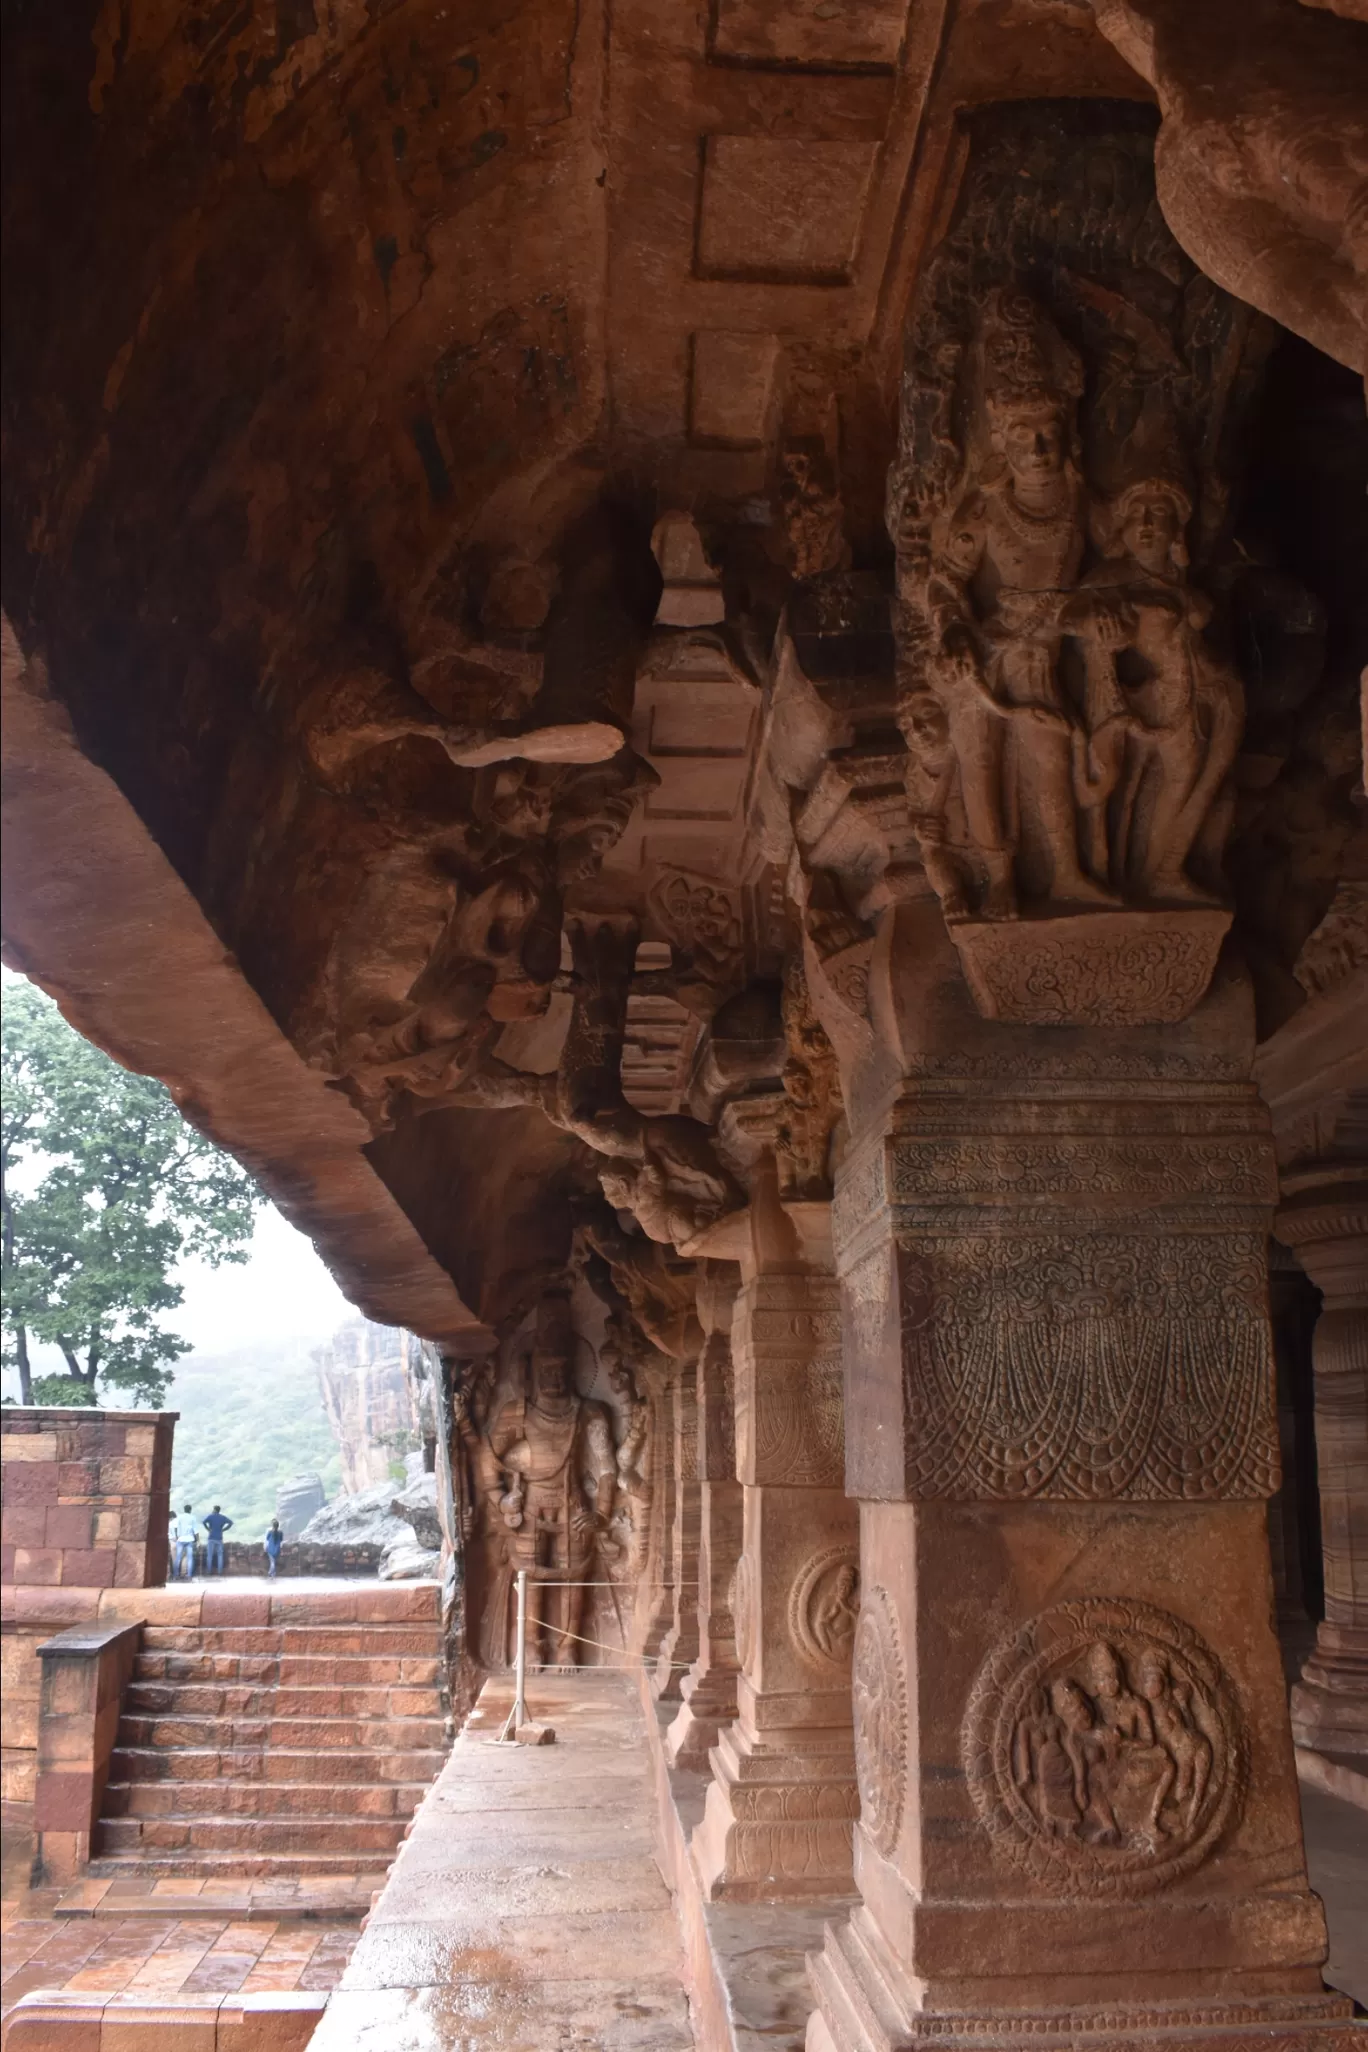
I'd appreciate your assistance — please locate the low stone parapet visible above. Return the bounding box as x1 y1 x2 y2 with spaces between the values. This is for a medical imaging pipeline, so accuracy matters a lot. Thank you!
33 1620 142 1883
210 1539 382 1578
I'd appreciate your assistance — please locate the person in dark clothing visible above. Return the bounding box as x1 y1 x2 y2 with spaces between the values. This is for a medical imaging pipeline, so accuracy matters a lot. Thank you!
203 1505 234 1576
264 1518 284 1579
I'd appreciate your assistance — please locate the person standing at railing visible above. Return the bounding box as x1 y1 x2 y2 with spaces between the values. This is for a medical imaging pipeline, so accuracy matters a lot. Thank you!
263 1517 284 1579
170 1503 198 1580
202 1504 234 1576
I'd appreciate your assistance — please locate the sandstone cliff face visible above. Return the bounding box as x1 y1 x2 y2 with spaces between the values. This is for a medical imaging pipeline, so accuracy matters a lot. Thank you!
313 1319 425 1496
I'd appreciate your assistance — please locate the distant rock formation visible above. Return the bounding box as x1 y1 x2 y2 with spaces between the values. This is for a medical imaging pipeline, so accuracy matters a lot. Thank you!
313 1318 426 1495
275 1471 326 1538
298 1451 439 1579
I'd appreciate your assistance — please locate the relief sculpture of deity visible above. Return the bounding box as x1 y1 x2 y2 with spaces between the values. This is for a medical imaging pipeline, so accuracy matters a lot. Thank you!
894 265 1254 1026
964 1599 1246 1898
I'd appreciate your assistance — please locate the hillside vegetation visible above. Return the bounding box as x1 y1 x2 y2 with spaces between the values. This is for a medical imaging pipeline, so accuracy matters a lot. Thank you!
167 1337 344 1536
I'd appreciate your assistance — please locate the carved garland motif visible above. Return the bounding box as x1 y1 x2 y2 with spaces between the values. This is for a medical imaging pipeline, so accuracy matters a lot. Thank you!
852 1586 907 1856
894 1234 1279 1501
789 1546 861 1672
963 1599 1247 1897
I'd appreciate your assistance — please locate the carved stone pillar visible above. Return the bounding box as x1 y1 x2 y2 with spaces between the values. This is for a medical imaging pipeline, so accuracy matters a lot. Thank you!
805 903 1353 2051
632 1359 677 1664
1279 1166 1368 1760
691 1199 859 1900
653 1363 702 1700
667 1267 744 1767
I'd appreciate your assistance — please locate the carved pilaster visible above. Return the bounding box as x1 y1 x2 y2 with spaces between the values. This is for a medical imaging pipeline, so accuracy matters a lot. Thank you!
1279 1169 1368 1760
691 1207 860 1900
652 1363 702 1700
667 1268 745 1768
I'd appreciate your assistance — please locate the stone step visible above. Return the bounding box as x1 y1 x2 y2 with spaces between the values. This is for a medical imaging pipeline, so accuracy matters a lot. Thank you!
133 1650 442 1686
98 1812 407 1856
88 1849 391 1880
116 1712 448 1750
140 1623 441 1657
109 1744 445 1784
124 1679 442 1719
103 1776 429 1820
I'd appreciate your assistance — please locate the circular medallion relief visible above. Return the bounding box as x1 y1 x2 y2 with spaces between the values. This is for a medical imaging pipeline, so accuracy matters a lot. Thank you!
729 1552 757 1673
852 1585 906 1856
963 1599 1247 1898
789 1546 861 1671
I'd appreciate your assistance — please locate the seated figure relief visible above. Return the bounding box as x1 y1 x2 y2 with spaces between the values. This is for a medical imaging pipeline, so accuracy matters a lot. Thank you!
899 287 1246 933
1011 1636 1219 1853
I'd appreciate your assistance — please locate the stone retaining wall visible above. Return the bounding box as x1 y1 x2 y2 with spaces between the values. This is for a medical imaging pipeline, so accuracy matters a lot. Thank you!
1 1407 175 1589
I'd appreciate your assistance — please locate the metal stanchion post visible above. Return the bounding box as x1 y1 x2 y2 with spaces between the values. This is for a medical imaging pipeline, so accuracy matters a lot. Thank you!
513 1568 529 1733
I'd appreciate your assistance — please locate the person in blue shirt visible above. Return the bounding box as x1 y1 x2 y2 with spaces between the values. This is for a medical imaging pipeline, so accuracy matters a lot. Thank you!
202 1505 233 1577
170 1504 198 1580
263 1518 284 1579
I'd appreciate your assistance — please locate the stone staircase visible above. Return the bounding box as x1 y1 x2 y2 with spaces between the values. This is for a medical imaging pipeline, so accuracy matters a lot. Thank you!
89 1589 448 1881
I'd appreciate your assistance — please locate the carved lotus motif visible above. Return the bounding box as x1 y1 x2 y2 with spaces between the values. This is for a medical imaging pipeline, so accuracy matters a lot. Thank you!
963 1599 1247 1897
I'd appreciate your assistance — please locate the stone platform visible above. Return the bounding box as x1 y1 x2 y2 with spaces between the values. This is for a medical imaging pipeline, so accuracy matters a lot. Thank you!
306 1669 697 2050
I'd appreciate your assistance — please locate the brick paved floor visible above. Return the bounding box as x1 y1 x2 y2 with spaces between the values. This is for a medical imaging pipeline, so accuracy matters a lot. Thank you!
1 1813 361 2025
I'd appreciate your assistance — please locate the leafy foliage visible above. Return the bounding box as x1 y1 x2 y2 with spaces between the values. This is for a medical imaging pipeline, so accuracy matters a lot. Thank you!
1 980 262 1407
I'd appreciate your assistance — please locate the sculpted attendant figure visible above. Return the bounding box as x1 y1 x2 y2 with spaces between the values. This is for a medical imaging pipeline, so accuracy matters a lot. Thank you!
1066 473 1244 903
927 289 1114 917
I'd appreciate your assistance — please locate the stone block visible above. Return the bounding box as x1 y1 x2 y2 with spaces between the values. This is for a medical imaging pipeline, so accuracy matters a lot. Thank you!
2 1746 38 1801
202 1589 270 1625
58 1548 118 1587
269 1589 357 1623
100 1995 220 2050
1 1992 105 2048
114 1541 149 1587
57 1461 99 1497
5 1586 102 1626
2 1505 49 1546
96 1455 152 1495
93 1510 123 1545
3 1464 59 1505
3 1696 40 1749
217 1993 329 2051
118 1495 151 1542
45 1505 94 1550
1 1432 60 1462
44 1657 98 1715
124 1425 158 1455
35 1768 95 1829
14 1547 62 1584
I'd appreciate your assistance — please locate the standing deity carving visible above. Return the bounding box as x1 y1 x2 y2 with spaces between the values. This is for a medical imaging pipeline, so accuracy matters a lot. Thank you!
471 1291 617 1668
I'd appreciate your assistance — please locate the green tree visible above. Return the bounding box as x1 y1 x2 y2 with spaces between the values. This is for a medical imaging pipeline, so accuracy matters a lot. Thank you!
1 979 262 1407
